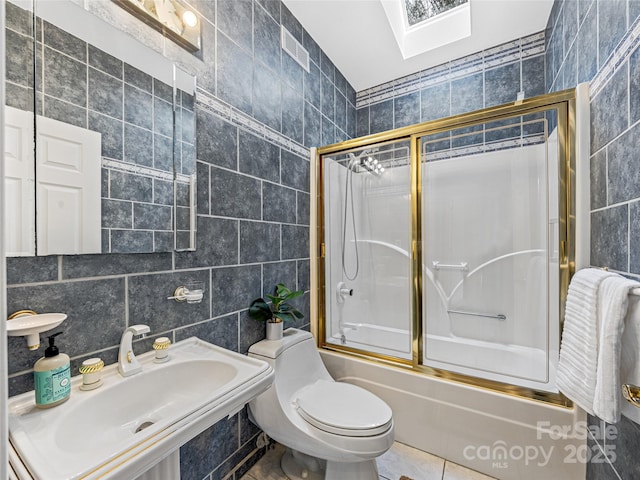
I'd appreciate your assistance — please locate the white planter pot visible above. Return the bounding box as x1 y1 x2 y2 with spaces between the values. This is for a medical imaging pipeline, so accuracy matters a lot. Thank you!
266 321 283 340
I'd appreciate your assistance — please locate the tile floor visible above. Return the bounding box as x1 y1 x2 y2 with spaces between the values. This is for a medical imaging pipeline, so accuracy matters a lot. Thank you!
241 442 496 480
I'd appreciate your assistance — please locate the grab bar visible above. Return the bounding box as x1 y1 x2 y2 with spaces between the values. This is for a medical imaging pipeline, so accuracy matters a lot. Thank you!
447 310 506 320
432 261 468 271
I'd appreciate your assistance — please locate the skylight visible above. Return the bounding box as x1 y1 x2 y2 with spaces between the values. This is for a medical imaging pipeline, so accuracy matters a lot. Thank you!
404 0 469 26
380 0 472 60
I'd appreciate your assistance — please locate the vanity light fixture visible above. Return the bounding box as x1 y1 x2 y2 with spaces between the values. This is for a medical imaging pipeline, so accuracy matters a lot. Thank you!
182 9 198 28
112 0 201 52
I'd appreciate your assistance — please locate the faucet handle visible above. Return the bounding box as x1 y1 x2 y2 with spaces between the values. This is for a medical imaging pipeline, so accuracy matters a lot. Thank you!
153 337 171 363
128 324 150 335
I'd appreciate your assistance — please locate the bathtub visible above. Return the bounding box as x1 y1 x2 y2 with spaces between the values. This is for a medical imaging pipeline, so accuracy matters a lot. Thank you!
320 348 585 480
335 322 410 356
330 322 557 392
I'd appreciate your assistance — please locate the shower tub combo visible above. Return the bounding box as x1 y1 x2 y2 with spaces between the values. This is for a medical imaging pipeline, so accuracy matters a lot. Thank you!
311 86 590 479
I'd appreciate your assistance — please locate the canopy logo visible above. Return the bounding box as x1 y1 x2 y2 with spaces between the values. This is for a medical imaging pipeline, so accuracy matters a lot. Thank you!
463 421 618 470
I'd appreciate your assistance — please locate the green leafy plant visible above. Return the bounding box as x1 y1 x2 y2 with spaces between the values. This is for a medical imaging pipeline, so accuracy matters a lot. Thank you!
248 283 305 324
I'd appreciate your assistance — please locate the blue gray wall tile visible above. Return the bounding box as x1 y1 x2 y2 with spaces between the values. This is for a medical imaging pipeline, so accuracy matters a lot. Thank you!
180 415 239 480
304 101 322 146
590 64 628 153
254 4 281 72
590 149 607 210
89 44 122 78
591 205 629 277
629 46 640 124
394 92 421 129
253 62 282 131
62 253 172 279
211 167 262 219
370 99 394 134
196 109 238 169
110 230 154 253
631 201 640 274
606 122 640 204
239 221 281 263
88 68 123 119
217 33 253 114
281 150 310 192
239 131 281 183
598 0 628 67
175 217 239 269
176 314 240 352
211 265 262 317
451 72 484 115
305 62 321 109
282 225 309 260
263 183 297 223
282 84 304 144
6 256 58 285
263 261 297 297
485 63 520 107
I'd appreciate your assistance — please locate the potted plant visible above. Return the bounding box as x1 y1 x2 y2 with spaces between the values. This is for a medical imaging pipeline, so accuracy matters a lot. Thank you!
249 283 304 340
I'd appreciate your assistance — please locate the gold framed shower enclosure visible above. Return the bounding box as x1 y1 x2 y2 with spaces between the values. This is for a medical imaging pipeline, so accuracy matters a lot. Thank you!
313 88 581 407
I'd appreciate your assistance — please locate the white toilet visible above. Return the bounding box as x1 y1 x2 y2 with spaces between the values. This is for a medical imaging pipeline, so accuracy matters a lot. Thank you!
248 328 394 480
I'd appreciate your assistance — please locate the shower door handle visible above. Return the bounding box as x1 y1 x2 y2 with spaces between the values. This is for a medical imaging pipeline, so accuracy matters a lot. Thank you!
447 310 506 320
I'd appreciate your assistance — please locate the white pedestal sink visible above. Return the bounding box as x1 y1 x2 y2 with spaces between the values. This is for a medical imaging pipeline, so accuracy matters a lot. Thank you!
8 337 274 480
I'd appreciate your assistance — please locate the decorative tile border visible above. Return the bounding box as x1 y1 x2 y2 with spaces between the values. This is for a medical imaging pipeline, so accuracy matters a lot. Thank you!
196 88 310 158
424 134 546 162
103 158 191 183
356 31 545 108
590 15 640 99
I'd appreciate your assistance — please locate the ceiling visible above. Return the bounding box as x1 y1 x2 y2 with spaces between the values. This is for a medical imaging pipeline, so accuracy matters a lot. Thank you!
282 0 554 92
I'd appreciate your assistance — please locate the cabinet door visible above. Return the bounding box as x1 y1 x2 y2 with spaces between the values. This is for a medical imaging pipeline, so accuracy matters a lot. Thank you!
36 116 102 255
4 107 35 257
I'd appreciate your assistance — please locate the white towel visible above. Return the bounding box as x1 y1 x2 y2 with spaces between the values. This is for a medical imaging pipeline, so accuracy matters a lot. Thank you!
557 268 613 415
593 275 639 423
557 268 640 423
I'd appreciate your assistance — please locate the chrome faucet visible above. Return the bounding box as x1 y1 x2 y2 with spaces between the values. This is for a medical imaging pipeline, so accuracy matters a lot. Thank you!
118 324 150 377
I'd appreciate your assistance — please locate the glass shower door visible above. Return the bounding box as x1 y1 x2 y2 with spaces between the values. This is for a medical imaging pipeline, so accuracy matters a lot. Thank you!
420 112 560 392
323 140 413 360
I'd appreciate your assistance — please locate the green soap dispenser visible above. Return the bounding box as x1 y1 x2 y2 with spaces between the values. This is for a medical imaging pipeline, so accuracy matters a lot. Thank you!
34 332 71 408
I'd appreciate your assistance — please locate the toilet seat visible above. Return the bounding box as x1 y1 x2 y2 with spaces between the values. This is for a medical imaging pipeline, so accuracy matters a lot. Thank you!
295 380 393 437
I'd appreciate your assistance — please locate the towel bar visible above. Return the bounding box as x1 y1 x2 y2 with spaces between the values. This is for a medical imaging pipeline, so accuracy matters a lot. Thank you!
622 384 640 408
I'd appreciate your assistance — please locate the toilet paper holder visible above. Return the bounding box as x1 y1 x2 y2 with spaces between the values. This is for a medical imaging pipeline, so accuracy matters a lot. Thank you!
622 384 640 408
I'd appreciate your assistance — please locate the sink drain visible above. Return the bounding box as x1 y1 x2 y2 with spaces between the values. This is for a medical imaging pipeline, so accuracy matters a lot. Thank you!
134 421 155 434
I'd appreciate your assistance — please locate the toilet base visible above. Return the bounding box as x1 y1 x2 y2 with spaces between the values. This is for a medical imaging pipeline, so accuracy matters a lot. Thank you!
281 448 324 480
280 447 379 480
325 458 378 480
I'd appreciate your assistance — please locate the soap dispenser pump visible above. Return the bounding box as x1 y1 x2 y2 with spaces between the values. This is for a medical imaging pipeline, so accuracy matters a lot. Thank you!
34 332 71 408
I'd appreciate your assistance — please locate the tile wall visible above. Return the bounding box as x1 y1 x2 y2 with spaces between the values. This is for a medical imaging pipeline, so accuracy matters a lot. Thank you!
4 0 356 478
355 32 546 135
545 1 640 479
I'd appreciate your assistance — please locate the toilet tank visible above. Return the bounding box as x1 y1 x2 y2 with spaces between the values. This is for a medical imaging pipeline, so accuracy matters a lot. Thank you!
248 328 333 400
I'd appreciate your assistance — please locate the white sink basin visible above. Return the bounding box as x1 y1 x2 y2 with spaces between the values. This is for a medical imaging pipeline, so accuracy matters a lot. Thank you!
8 337 273 480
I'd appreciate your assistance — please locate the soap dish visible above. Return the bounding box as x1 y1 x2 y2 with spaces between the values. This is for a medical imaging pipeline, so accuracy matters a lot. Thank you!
7 311 67 350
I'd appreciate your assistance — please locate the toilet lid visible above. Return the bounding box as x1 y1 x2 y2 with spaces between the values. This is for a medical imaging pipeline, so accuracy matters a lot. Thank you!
295 380 393 437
